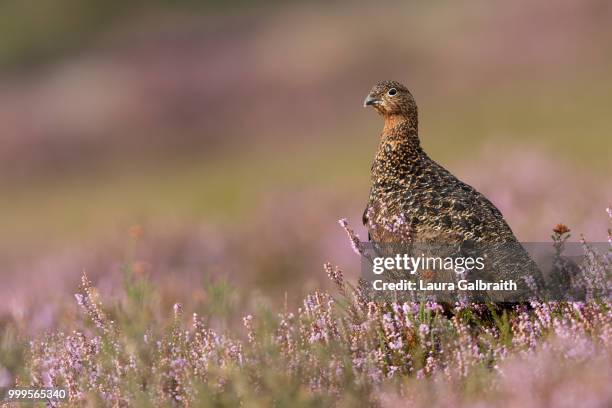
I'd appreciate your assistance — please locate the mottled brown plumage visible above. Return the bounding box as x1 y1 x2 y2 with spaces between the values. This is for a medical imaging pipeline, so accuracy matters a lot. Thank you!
362 80 542 297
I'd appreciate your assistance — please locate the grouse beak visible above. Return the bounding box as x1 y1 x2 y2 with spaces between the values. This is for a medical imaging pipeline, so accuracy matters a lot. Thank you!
364 94 381 107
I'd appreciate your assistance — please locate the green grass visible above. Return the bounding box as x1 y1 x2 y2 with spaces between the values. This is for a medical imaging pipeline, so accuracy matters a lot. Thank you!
422 76 612 170
0 137 370 259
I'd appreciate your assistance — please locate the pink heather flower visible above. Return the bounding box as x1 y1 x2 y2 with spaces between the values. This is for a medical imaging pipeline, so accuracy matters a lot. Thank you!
523 275 538 293
425 301 443 313
173 303 183 315
324 262 344 287
243 315 255 344
338 218 363 255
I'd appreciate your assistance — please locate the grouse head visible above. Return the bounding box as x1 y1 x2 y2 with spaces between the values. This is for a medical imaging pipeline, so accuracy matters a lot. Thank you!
364 80 418 131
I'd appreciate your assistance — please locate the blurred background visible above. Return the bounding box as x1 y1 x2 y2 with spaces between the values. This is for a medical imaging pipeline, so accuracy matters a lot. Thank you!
0 0 611 329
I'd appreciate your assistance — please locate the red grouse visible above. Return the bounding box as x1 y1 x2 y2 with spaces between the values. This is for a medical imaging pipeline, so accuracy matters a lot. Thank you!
362 80 542 297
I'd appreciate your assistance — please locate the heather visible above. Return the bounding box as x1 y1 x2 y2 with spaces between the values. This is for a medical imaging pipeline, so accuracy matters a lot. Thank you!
2 212 608 407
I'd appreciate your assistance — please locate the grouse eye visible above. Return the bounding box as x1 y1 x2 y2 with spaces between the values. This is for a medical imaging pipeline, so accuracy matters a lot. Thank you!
387 88 397 96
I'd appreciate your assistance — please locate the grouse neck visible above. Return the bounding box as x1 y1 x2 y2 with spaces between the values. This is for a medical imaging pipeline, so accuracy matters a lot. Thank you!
380 117 421 150
382 114 410 134
373 120 425 185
